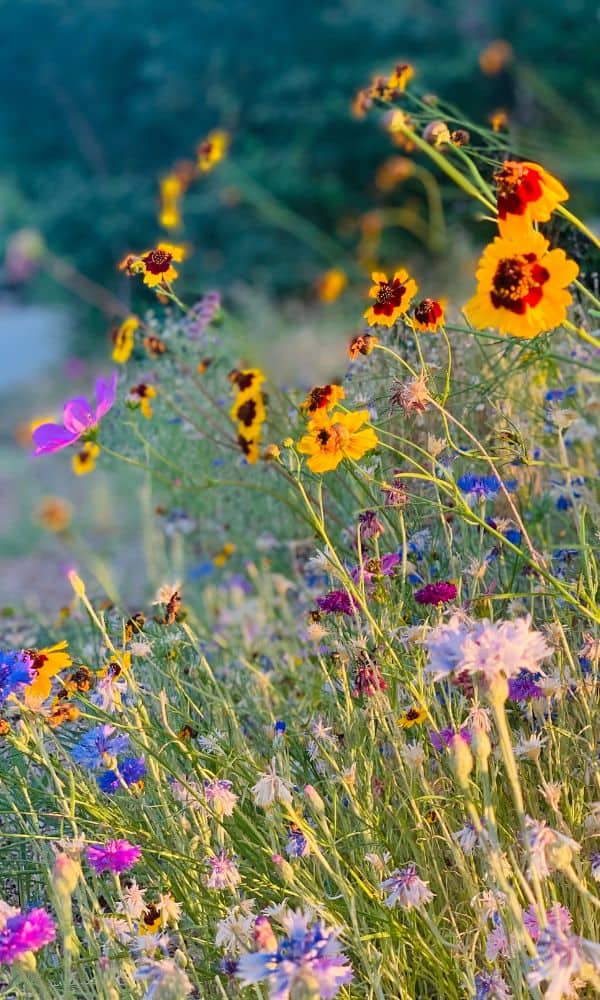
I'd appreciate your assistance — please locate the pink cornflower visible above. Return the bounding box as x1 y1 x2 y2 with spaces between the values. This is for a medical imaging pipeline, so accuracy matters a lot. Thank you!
205 851 242 890
0 907 56 964
32 374 117 455
86 838 141 874
414 581 457 606
204 779 238 817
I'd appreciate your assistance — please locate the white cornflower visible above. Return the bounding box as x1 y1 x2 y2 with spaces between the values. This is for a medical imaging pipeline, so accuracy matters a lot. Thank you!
252 760 293 808
380 863 434 909
400 741 426 769
156 893 182 927
120 880 147 920
204 778 238 817
152 581 182 605
129 641 152 657
514 732 547 762
526 817 580 879
215 903 256 954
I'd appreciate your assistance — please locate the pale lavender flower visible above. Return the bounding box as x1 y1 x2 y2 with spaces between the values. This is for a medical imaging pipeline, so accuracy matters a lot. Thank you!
380 863 434 909
453 822 479 855
235 909 352 999
204 779 238 817
206 851 242 891
474 970 512 999
526 817 580 880
523 903 572 943
425 614 552 685
135 958 193 999
591 852 600 882
528 924 587 1000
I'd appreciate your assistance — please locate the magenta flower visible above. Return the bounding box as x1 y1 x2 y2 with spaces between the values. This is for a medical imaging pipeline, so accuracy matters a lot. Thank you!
86 838 141 874
32 373 117 455
0 908 56 964
415 581 457 606
316 589 357 615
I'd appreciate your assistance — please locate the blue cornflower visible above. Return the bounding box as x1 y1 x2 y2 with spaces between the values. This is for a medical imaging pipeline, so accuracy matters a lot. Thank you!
457 474 517 501
508 671 544 702
97 756 146 794
236 911 352 999
274 720 286 736
0 651 35 706
285 827 310 858
71 725 130 769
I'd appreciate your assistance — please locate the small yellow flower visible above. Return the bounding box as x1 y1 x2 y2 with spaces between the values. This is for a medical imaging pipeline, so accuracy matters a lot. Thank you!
398 705 428 729
213 542 236 567
72 442 100 476
464 229 579 339
387 63 415 92
159 173 184 229
364 269 417 327
301 384 345 414
112 316 139 364
36 496 73 533
197 130 229 172
316 268 347 303
128 383 157 418
479 39 513 76
297 409 378 474
488 108 508 132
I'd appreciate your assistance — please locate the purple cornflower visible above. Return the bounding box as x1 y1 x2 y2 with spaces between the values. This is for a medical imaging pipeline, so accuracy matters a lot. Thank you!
286 827 310 858
380 863 434 909
382 471 408 508
414 581 457 606
235 910 352 999
86 838 141 874
358 510 384 544
457 474 517 502
206 851 241 890
97 756 146 794
523 903 572 943
185 291 221 339
473 970 512 999
425 614 552 686
0 907 56 964
316 590 357 615
508 670 544 702
350 552 400 588
0 650 35 706
71 724 130 770
429 726 471 751
32 373 117 455
204 779 238 817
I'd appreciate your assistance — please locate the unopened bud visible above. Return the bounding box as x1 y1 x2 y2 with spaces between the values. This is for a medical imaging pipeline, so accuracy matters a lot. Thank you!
271 852 295 884
472 729 492 769
254 914 278 951
67 569 86 598
450 735 473 789
422 120 451 147
52 852 80 898
304 784 325 814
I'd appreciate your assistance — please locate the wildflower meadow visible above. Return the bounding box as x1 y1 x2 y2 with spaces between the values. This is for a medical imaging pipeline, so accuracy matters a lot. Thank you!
3 36 600 1000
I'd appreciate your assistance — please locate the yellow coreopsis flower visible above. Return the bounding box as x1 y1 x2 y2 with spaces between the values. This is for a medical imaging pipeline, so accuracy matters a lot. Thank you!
120 244 186 288
230 392 266 441
159 173 184 229
464 229 579 339
72 442 100 476
112 316 139 364
364 269 418 327
197 130 229 173
398 705 428 729
297 409 378 473
494 160 569 239
22 641 72 707
316 268 347 303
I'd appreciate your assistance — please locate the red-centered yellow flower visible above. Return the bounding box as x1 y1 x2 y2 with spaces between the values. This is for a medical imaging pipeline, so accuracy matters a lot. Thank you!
197 130 229 173
23 641 72 707
316 268 347 303
348 333 378 359
228 368 265 395
237 432 260 464
141 243 185 287
494 160 569 238
230 392 266 440
128 383 157 418
364 269 417 327
297 409 378 473
112 316 139 364
413 298 445 332
398 705 428 729
301 384 345 414
72 442 100 476
159 173 184 229
387 62 415 92
465 230 579 339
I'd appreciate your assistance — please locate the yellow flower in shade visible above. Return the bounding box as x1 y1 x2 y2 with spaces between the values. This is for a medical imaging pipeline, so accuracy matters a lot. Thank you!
494 160 569 238
364 269 418 327
387 63 415 92
36 495 73 533
237 432 260 465
159 173 184 229
398 705 428 729
197 130 229 172
297 409 378 473
348 332 379 359
213 542 236 567
228 368 265 395
22 641 72 707
112 316 139 364
479 39 513 76
316 268 347 303
464 229 579 339
301 384 345 415
230 392 266 440
128 383 157 418
488 109 508 133
120 244 185 288
413 298 445 332
72 442 100 476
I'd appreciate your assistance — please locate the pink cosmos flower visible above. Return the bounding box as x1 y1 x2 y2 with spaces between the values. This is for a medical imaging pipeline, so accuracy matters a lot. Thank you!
86 838 141 874
32 373 117 455
0 907 56 964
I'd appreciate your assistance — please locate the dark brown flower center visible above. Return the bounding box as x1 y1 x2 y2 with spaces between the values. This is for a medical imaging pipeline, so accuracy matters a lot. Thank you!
236 398 259 427
142 249 173 275
491 253 549 314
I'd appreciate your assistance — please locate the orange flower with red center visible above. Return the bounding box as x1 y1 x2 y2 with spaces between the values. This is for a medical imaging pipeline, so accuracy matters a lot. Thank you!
119 243 185 288
364 270 417 327
465 230 579 338
22 641 72 708
297 409 378 474
494 160 569 238
301 384 345 414
349 333 379 359
413 298 444 332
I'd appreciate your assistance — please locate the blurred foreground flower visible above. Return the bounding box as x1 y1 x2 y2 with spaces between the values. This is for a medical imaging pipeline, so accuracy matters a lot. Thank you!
32 374 117 455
